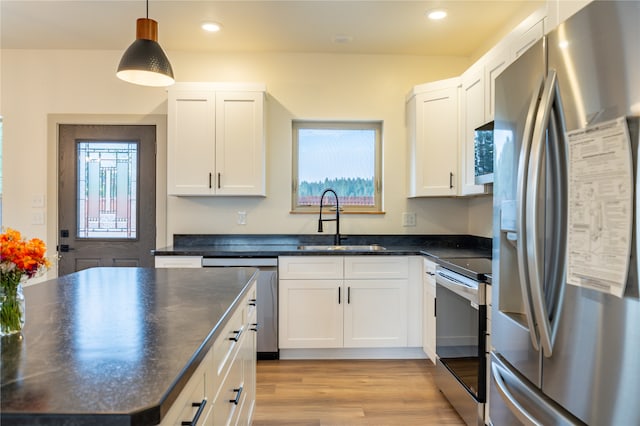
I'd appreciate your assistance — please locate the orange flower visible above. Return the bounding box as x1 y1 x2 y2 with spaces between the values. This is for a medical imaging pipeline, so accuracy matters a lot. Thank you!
1 228 51 279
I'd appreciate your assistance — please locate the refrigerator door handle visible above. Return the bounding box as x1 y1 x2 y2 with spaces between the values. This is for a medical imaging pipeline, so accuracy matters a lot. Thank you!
526 69 567 357
491 358 544 426
515 76 545 351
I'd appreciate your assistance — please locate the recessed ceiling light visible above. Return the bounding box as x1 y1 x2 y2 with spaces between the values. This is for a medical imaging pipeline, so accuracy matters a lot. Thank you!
201 22 222 32
427 9 447 20
333 34 354 44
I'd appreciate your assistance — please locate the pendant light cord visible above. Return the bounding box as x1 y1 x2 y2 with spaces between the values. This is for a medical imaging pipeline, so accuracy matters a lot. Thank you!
146 0 149 19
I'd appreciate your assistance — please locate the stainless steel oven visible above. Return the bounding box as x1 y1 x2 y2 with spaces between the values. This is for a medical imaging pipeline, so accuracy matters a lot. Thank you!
434 257 491 426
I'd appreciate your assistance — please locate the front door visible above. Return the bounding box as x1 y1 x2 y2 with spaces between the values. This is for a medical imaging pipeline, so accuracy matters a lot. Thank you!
58 124 156 276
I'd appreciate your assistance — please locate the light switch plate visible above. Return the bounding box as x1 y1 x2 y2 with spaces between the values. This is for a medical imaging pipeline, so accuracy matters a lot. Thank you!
237 211 247 225
402 212 416 227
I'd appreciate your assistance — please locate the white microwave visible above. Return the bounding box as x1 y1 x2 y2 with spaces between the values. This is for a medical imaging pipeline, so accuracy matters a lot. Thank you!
474 121 494 184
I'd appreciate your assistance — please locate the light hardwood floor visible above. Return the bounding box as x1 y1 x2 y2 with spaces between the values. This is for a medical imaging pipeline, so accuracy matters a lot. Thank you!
253 359 466 426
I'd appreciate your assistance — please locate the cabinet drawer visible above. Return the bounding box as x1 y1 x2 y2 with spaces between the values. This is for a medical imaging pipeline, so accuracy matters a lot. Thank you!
154 256 203 268
344 256 409 279
212 351 244 426
423 258 436 275
278 256 343 279
160 353 209 426
212 307 244 396
244 279 258 325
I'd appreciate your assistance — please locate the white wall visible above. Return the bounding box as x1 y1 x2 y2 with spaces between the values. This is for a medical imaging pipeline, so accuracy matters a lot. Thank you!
1 48 493 276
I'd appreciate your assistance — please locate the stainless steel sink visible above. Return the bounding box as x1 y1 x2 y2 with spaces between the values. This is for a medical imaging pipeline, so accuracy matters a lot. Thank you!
297 244 387 252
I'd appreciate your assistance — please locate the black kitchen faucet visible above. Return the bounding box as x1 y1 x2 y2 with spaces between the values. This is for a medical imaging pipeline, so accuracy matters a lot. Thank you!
318 188 343 245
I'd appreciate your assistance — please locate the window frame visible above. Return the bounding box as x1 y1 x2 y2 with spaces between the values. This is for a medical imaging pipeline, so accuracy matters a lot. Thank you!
291 120 383 213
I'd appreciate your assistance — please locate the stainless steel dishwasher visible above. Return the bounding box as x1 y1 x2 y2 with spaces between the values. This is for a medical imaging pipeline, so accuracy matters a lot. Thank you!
202 257 278 359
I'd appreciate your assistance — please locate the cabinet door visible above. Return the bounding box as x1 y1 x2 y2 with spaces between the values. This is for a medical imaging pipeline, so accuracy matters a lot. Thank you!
511 18 544 60
215 91 265 196
460 66 487 196
168 89 216 195
422 259 437 363
343 279 408 348
278 279 343 348
484 48 509 122
408 82 459 197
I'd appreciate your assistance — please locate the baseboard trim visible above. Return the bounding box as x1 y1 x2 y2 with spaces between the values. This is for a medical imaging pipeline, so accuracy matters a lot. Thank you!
279 347 428 360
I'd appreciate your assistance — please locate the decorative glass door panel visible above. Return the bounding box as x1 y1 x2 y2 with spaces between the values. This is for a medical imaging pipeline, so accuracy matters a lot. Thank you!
76 142 138 239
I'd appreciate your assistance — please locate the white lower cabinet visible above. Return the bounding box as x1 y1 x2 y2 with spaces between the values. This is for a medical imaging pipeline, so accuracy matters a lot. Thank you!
279 278 344 348
344 279 407 347
278 256 409 349
422 258 437 363
159 279 257 426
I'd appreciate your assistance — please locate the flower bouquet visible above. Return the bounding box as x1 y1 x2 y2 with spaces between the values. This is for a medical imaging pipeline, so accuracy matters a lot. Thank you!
0 228 51 335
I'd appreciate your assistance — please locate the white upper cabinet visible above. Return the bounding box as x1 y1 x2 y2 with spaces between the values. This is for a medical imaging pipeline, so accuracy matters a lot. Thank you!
167 83 266 196
407 78 460 197
460 63 487 196
215 91 265 195
546 0 593 32
484 46 510 122
509 8 546 60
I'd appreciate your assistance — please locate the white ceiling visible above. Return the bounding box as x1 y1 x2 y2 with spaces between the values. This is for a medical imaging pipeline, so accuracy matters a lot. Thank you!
1 1 543 56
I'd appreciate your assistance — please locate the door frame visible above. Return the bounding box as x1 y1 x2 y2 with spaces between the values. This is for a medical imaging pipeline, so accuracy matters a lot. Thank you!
47 114 167 278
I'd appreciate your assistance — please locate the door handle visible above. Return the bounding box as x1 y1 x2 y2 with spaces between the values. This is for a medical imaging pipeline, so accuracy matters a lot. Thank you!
57 244 75 252
515 75 544 352
527 69 567 357
491 358 543 426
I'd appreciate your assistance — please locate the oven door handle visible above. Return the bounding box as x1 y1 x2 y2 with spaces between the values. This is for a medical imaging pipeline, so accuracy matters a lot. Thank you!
436 272 481 306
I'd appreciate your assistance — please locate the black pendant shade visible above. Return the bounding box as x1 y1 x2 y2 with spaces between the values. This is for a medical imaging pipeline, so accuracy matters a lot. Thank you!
117 17 175 87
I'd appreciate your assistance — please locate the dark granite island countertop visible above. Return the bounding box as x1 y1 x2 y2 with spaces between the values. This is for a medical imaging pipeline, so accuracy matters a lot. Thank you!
1 267 258 426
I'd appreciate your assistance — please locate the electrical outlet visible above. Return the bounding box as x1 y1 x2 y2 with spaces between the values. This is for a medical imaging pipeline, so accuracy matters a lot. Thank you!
402 212 416 227
32 194 45 208
237 211 247 225
32 210 45 225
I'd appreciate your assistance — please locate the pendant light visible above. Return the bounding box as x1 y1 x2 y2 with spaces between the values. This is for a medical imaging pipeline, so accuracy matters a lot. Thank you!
116 0 174 87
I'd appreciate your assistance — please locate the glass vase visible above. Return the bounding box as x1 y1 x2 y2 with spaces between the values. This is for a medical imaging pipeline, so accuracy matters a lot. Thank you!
1 273 26 336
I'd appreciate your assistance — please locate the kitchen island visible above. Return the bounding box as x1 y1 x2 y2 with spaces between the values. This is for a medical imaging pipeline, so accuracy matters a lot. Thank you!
0 267 258 426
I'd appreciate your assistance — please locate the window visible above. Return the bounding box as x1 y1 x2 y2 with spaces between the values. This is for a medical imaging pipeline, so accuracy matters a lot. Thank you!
292 120 382 213
76 141 138 239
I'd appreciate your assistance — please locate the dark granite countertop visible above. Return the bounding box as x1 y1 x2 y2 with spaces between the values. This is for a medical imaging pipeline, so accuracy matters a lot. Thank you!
152 234 492 260
0 267 258 426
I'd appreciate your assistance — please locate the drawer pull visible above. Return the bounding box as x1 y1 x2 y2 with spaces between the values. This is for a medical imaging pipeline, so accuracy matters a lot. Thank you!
230 386 243 405
229 329 243 342
249 298 257 306
251 322 259 332
181 399 207 426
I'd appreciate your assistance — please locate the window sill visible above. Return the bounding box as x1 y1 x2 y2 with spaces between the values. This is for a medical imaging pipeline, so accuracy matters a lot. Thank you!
289 211 386 215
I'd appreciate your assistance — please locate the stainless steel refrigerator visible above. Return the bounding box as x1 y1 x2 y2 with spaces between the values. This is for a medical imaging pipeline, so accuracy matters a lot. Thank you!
491 1 640 425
